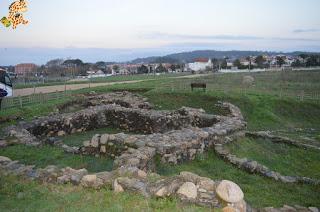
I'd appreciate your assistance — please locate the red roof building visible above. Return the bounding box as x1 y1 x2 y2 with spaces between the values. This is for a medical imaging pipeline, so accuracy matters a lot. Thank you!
194 58 210 63
15 63 37 76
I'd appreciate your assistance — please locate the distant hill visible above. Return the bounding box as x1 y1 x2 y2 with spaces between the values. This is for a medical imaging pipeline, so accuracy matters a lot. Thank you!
130 50 316 64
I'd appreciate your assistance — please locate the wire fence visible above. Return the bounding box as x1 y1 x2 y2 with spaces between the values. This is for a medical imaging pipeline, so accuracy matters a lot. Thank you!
154 80 320 102
1 71 320 110
1 91 72 110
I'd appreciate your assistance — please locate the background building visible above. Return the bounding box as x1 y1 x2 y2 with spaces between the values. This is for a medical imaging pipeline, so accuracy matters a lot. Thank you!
15 63 37 76
188 58 213 72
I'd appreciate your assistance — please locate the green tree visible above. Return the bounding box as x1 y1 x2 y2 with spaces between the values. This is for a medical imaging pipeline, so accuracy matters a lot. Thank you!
137 65 149 74
63 59 83 67
255 55 266 68
276 56 286 67
220 59 228 69
112 65 120 73
291 59 302 67
233 59 242 69
211 58 219 70
155 64 167 73
306 55 320 67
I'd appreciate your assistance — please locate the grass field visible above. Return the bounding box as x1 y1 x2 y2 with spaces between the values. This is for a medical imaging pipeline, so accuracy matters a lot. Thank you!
226 137 320 179
1 70 320 210
0 145 114 173
0 174 207 212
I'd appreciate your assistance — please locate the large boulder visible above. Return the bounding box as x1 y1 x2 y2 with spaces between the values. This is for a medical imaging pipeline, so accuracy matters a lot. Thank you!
216 180 244 204
177 182 198 200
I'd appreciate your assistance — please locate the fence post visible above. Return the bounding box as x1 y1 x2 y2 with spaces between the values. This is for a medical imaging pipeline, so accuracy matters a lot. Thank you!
40 92 43 104
300 90 304 101
19 96 22 108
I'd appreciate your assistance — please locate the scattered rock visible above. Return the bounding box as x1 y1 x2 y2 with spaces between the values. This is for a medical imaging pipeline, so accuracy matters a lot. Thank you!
177 182 198 200
0 156 11 163
62 145 80 154
198 178 215 192
81 175 104 189
70 169 88 184
155 186 168 197
57 131 66 137
117 177 149 197
223 206 236 212
0 140 8 148
113 179 124 193
308 207 319 212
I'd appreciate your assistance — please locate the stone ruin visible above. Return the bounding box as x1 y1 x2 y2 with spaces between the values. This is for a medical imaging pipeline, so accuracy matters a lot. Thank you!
1 92 319 212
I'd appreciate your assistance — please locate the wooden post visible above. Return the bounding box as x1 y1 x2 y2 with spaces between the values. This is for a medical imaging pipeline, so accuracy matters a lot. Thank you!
19 96 22 108
301 90 304 101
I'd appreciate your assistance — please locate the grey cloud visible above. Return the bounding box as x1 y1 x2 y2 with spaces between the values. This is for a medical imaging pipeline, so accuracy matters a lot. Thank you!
142 32 319 42
142 32 262 40
293 29 320 33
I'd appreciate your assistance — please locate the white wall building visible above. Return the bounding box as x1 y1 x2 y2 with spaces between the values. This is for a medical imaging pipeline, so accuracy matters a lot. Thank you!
188 58 213 71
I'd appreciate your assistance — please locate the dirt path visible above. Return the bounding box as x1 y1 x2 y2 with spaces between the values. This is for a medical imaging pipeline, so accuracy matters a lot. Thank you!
13 80 144 97
174 73 212 79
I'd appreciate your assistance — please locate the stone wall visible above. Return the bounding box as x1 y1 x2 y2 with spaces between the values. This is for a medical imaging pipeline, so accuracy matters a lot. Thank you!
1 156 317 212
0 156 246 210
214 138 320 185
246 131 320 151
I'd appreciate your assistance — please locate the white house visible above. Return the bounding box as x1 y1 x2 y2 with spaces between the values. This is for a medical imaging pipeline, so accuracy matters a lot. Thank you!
188 58 213 71
87 70 106 78
119 68 130 75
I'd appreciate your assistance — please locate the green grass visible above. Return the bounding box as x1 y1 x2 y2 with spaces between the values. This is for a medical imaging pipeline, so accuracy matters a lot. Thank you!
0 174 208 212
226 137 320 179
60 127 124 147
1 70 320 210
144 90 320 131
156 151 320 208
0 145 113 173
0 98 71 136
174 70 320 98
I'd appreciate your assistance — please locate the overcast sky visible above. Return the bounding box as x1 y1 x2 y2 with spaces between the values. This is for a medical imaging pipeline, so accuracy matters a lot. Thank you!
0 0 320 64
